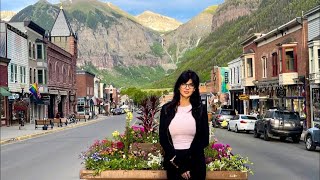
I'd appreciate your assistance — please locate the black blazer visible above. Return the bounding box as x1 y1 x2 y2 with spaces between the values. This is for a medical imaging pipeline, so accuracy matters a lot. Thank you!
159 102 209 163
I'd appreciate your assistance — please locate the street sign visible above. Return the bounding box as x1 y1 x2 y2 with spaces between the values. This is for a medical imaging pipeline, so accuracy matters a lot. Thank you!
239 94 249 100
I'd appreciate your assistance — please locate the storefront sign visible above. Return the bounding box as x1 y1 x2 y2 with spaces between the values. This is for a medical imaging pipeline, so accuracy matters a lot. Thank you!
239 94 249 100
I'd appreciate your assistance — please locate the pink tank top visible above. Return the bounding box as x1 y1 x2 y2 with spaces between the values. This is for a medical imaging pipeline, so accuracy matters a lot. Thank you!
169 104 196 149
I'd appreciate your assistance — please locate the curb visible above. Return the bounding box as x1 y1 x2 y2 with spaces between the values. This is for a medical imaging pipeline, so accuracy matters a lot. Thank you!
0 117 104 145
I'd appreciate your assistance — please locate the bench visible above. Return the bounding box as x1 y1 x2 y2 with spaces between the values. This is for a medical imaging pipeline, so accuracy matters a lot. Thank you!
35 119 53 129
51 118 68 127
75 115 87 122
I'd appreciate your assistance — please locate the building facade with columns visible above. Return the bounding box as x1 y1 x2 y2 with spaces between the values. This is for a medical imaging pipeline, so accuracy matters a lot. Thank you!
47 6 77 118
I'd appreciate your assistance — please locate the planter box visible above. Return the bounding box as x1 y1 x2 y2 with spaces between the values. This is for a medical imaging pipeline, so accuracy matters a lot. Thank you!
80 170 248 180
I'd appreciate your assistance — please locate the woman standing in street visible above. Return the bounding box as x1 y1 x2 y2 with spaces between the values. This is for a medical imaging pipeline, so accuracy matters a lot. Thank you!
159 70 209 180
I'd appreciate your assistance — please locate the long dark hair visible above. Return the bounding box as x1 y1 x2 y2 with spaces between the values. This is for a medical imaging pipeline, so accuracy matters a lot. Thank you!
167 70 201 111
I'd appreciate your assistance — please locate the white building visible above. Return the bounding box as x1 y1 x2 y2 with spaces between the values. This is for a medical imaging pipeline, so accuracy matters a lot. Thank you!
1 22 29 125
306 5 320 127
228 57 245 114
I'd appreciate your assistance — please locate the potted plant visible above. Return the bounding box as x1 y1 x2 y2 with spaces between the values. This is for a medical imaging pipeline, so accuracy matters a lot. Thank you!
80 97 253 179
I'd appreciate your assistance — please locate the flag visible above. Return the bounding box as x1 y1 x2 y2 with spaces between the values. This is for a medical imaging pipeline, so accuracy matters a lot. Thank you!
29 83 41 99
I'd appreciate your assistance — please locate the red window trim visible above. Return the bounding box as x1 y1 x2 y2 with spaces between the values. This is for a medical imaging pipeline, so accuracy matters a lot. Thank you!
281 46 297 73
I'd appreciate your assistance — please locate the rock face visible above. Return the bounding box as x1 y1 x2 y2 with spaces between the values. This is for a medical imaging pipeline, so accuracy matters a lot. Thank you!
135 11 182 32
211 0 260 31
162 5 218 63
0 11 17 22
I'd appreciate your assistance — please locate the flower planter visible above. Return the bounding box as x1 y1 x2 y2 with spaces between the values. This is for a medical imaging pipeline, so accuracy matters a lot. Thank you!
79 170 248 180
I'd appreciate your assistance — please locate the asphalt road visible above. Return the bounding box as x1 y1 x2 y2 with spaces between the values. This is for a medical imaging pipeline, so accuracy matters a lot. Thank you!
1 114 319 180
1 114 127 180
214 128 320 180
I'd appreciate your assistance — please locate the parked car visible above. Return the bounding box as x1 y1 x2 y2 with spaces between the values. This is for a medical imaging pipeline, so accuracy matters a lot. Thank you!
212 109 236 128
112 108 122 115
228 115 257 133
254 109 303 143
304 124 320 151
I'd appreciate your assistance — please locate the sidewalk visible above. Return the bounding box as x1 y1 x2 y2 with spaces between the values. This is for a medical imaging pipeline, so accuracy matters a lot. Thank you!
0 115 106 145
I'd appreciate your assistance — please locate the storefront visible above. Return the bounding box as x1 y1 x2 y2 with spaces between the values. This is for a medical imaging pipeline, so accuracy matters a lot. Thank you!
311 87 320 126
0 87 11 126
229 89 244 114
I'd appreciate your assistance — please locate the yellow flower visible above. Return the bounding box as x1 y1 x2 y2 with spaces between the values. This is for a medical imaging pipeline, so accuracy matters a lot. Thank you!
112 130 120 137
126 111 133 121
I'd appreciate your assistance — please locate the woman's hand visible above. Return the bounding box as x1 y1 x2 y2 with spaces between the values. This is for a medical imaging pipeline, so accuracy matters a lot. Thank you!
181 171 191 179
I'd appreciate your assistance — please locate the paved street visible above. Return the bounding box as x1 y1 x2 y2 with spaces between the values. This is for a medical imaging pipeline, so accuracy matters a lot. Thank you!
1 114 127 180
1 114 319 180
214 128 320 180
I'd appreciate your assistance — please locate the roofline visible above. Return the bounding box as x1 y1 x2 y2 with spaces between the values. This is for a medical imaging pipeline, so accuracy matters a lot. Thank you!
254 17 303 43
304 5 320 17
50 8 75 37
24 21 46 36
76 70 96 77
240 33 263 46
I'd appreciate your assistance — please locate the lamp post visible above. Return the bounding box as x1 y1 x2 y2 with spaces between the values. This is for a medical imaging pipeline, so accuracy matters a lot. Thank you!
19 84 26 129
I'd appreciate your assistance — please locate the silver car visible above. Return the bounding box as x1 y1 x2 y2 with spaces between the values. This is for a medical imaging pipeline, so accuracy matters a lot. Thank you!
212 109 236 128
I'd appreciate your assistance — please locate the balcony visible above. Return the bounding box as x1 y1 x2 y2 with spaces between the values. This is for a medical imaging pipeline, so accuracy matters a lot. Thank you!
241 77 255 87
309 72 320 84
279 72 298 85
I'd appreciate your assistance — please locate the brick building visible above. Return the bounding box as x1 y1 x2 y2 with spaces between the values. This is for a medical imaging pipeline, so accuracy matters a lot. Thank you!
253 17 309 119
47 6 77 118
76 70 95 115
0 57 11 126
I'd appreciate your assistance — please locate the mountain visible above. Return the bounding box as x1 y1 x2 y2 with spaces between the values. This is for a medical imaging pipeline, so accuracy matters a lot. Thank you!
0 11 17 22
152 0 319 88
162 5 219 64
10 0 172 88
135 11 182 32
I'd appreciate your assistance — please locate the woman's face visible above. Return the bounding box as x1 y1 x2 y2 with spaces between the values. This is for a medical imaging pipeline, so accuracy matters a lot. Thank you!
179 79 195 99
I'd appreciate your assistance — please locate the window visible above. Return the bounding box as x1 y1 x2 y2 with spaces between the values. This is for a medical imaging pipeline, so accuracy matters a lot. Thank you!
285 48 296 71
247 58 253 77
10 63 18 83
262 57 267 78
44 69 47 84
33 69 36 83
28 42 32 58
32 43 35 59
272 53 278 76
318 49 320 71
38 69 43 84
20 66 26 83
237 67 240 83
29 68 32 84
77 98 85 112
279 49 282 73
37 44 43 59
233 68 236 84
230 68 233 84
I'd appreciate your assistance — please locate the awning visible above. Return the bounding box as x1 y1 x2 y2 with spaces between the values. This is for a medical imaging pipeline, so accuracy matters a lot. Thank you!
0 87 11 96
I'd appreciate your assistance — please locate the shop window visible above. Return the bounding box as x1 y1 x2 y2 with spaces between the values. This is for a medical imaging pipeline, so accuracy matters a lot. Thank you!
272 53 278 76
1 96 5 118
247 58 253 77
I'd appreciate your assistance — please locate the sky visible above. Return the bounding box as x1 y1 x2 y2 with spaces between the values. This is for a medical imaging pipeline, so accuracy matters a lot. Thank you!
1 0 224 22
